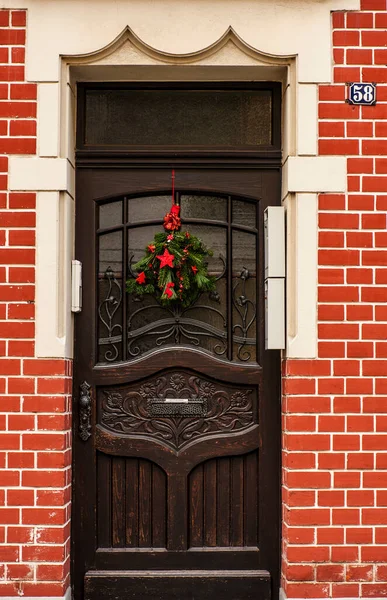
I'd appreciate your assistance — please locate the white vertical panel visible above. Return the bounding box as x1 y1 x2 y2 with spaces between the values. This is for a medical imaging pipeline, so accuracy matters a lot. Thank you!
38 83 60 157
286 193 318 358
297 84 317 156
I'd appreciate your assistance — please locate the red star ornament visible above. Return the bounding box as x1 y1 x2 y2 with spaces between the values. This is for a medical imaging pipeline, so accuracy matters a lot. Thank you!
157 248 175 269
136 271 146 284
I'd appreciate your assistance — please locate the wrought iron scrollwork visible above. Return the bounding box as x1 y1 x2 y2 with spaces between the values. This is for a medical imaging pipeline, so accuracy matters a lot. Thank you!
127 253 227 358
232 267 257 362
79 381 92 441
98 267 123 362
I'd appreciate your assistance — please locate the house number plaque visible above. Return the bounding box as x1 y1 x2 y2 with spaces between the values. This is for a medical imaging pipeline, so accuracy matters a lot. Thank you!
347 83 376 106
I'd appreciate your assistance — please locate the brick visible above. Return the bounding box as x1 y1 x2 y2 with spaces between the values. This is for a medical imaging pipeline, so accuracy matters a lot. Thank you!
287 396 331 413
319 138 359 155
319 86 345 102
347 12 374 28
7 489 34 506
334 471 361 488
0 137 35 154
316 565 344 582
287 454 316 470
23 359 67 376
363 323 387 338
375 232 387 247
347 305 373 321
0 248 35 264
9 119 36 137
333 434 360 451
0 29 25 45
285 434 330 451
319 121 344 137
8 377 34 393
11 10 26 26
362 287 387 302
333 30 359 46
333 360 359 376
318 231 344 248
4 527 32 544
346 565 373 581
286 565 314 581
319 213 360 230
363 67 387 83
317 527 344 545
376 343 387 357
319 194 346 211
347 270 373 286
332 583 359 598
318 378 344 394
288 508 330 526
347 416 374 432
22 507 65 525
363 104 387 120
22 433 66 451
318 453 345 470
346 378 373 394
319 323 359 339
318 303 344 320
319 286 359 303
286 415 316 432
319 102 359 120
8 230 35 247
318 342 345 358
346 232 373 248
10 83 37 100
347 490 374 506
22 546 65 562
11 47 24 64
331 545 359 562
0 10 9 26
22 470 66 488
347 158 373 174
318 490 344 507
363 437 387 452
319 249 359 266
288 472 331 489
8 414 34 430
347 49 373 67
7 341 34 357
362 30 387 46
332 12 345 28
8 192 35 209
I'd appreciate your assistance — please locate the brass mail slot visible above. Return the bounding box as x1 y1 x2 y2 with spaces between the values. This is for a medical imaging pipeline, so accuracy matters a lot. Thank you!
147 398 207 417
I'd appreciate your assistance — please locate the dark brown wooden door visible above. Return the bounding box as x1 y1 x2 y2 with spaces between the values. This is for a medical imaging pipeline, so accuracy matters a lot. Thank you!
72 168 281 600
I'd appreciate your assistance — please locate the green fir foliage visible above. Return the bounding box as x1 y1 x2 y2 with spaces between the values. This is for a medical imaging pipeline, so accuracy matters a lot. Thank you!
126 230 216 307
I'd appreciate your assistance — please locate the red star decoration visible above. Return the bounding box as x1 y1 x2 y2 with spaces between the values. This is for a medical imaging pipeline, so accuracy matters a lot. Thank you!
157 248 174 269
136 271 146 284
191 266 198 274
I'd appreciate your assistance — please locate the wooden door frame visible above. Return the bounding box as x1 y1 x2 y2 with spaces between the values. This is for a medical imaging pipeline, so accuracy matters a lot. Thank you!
71 82 282 599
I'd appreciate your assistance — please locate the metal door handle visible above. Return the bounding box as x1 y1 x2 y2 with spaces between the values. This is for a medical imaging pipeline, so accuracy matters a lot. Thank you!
79 381 92 441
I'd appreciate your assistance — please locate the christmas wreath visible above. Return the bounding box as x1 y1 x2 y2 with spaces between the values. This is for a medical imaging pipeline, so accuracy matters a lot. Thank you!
127 203 217 307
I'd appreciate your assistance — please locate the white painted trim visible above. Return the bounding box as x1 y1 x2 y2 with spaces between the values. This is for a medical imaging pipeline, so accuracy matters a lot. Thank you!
0 588 70 600
38 83 60 157
297 84 318 156
283 156 347 196
286 193 318 359
16 0 357 359
9 157 74 196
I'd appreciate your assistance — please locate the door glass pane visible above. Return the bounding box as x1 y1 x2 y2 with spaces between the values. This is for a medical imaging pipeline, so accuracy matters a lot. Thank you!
127 221 227 359
98 231 123 362
84 89 272 147
233 199 256 228
99 200 122 229
232 230 257 362
180 195 227 222
128 195 171 224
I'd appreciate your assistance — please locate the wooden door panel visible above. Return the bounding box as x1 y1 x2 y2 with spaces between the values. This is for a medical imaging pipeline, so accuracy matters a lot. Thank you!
73 167 281 600
97 454 167 549
189 452 259 548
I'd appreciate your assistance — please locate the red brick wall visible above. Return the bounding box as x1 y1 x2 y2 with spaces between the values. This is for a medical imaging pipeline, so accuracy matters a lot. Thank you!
1 1 387 598
0 9 71 597
282 0 387 597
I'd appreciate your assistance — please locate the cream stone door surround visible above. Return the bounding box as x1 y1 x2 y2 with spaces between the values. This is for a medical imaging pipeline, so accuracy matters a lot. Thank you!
4 0 359 362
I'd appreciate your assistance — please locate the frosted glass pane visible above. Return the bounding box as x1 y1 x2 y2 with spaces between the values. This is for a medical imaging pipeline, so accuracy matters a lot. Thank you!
85 89 272 147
